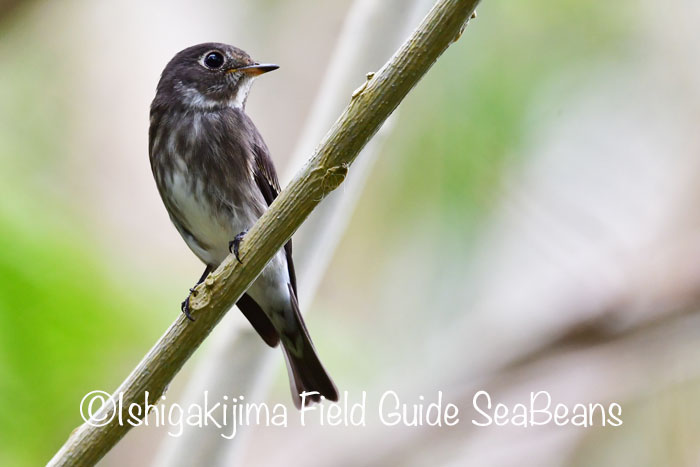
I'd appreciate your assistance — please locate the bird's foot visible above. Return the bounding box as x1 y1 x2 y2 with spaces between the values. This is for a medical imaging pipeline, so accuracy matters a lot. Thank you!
180 266 211 322
228 230 248 263
181 293 195 322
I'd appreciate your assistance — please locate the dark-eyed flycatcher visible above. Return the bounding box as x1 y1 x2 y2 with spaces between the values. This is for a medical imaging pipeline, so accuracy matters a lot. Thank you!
148 43 338 407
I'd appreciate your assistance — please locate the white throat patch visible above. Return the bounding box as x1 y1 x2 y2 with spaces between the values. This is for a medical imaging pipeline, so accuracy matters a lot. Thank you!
174 76 254 110
229 76 253 109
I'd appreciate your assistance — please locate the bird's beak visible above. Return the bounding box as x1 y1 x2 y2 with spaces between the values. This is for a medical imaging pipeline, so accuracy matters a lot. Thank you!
227 63 279 76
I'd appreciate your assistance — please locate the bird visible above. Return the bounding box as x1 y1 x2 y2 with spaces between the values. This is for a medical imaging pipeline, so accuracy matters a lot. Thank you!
148 43 338 408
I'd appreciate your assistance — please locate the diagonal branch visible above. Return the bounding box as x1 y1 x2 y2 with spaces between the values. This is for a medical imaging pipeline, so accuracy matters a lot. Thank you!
47 0 481 465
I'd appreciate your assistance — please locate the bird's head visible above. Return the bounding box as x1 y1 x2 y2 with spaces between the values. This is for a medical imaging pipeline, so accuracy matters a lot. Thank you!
155 42 278 110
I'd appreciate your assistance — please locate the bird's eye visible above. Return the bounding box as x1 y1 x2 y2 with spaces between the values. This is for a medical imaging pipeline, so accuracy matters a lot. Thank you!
203 51 225 69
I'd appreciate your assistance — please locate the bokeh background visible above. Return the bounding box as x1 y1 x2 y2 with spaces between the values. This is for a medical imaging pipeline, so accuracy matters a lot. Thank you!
2 0 700 466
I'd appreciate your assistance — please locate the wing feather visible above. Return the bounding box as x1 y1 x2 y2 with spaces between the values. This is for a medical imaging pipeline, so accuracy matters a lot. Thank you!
251 136 298 296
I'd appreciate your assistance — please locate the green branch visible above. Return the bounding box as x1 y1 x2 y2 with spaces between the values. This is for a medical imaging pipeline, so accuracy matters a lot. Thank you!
47 0 480 464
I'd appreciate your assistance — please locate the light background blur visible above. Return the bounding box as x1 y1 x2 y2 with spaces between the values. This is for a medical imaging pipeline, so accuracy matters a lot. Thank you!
2 0 700 466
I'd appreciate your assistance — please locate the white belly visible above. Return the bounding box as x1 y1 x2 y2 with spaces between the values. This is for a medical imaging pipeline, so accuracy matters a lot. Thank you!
166 166 292 312
168 167 255 266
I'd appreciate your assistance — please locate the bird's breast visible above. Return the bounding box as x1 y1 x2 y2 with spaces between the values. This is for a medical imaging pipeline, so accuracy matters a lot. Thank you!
151 109 266 265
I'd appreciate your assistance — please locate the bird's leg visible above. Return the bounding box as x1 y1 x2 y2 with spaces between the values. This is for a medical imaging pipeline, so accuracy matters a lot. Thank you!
228 230 248 264
181 266 212 322
191 267 212 296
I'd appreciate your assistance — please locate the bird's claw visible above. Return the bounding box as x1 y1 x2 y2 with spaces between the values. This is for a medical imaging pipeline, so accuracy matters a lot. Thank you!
181 294 195 322
228 230 247 263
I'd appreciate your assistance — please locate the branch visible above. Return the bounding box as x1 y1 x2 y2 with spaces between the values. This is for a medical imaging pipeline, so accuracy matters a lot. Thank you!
47 0 480 464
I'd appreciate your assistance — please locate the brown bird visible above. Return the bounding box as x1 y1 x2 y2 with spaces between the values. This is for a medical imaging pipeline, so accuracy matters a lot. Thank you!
148 43 338 407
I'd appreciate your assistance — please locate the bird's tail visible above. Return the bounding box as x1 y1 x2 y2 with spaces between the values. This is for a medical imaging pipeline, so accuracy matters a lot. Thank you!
281 284 338 408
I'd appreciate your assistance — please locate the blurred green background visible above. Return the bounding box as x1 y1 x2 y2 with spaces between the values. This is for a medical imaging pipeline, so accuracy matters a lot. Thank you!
3 0 700 466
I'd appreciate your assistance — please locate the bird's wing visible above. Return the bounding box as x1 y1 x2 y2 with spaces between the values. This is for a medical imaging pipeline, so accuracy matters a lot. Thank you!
251 136 298 296
233 135 298 348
